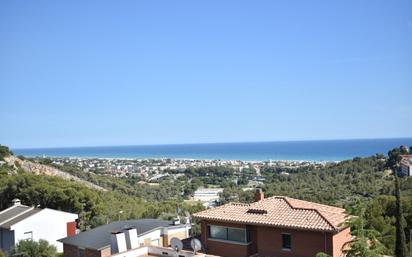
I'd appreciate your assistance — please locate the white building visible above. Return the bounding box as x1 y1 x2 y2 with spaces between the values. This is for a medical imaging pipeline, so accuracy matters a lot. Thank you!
193 188 223 207
0 199 78 253
400 155 412 177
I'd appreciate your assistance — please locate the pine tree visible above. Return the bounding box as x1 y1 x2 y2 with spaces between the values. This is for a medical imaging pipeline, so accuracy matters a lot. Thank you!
345 202 385 257
394 174 407 257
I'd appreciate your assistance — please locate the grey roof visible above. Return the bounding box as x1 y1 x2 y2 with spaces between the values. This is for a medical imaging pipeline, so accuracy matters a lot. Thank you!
1 208 42 229
59 219 183 250
0 205 41 229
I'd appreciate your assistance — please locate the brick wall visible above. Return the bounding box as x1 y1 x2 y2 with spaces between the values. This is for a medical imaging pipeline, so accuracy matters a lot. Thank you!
63 244 79 257
201 220 250 257
85 247 111 257
200 220 350 257
256 226 333 257
206 238 249 257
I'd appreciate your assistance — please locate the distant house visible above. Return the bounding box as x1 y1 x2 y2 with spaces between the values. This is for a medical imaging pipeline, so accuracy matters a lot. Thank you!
59 219 191 257
193 189 351 257
400 155 412 177
0 199 78 253
193 188 223 208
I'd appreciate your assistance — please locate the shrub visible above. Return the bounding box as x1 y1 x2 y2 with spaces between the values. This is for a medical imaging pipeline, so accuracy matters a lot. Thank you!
10 239 57 257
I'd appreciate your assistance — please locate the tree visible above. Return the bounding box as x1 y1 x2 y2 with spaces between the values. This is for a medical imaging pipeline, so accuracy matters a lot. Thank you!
0 144 13 161
386 146 409 257
0 250 6 257
10 239 57 257
345 203 385 257
386 146 409 172
394 174 408 257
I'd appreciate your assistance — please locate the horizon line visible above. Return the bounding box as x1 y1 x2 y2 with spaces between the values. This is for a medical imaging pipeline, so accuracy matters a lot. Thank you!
10 136 412 150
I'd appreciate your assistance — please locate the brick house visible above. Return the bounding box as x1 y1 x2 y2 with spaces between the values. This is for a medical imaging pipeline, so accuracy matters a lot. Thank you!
193 190 351 257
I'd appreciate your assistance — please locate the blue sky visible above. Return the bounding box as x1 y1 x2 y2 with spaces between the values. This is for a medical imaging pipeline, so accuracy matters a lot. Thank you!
0 0 411 148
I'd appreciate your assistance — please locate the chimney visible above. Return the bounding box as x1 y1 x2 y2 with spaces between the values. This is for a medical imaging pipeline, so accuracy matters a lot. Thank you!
110 231 127 254
173 217 181 225
124 228 139 250
12 199 21 206
255 188 264 202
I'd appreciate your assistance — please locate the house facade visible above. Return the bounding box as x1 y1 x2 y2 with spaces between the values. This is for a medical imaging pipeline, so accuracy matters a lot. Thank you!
400 155 412 177
0 199 78 253
59 219 191 257
193 190 351 257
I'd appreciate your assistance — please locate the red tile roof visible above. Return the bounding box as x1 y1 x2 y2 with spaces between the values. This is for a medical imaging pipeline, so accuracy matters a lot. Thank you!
193 196 348 232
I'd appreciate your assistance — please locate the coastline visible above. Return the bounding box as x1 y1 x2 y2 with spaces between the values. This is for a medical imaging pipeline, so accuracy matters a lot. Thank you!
19 155 339 164
12 137 412 162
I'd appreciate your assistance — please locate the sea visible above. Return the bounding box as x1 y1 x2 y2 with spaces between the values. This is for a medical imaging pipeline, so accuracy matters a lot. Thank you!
12 138 412 161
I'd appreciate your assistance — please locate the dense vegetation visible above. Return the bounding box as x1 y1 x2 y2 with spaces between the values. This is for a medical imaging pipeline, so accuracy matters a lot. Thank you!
211 150 412 256
30 158 254 202
261 155 388 206
10 239 58 257
0 165 203 230
1 144 412 256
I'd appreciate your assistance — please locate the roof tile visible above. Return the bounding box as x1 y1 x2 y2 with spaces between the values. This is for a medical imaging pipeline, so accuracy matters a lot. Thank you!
193 196 348 232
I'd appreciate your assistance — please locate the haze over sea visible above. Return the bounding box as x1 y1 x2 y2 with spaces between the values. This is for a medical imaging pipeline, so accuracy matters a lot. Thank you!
12 138 412 161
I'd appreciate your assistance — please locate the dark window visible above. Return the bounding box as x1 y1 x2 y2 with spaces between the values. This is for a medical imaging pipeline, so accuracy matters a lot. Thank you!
23 231 33 240
209 225 227 240
208 225 248 243
282 234 291 250
227 227 246 242
79 248 85 257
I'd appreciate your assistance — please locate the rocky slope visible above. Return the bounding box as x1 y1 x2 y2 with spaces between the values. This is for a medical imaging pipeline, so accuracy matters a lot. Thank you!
4 155 107 191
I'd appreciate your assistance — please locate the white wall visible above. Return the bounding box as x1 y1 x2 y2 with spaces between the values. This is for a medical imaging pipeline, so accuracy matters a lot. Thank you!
11 208 78 252
112 246 204 257
167 225 190 238
111 246 148 257
193 189 223 202
137 229 162 246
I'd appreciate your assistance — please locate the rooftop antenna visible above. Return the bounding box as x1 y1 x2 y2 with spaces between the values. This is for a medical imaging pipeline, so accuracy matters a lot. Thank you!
190 238 202 254
170 237 183 255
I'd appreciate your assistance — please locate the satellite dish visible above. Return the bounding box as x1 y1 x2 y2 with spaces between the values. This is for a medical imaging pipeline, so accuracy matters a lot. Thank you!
190 238 202 253
170 237 183 252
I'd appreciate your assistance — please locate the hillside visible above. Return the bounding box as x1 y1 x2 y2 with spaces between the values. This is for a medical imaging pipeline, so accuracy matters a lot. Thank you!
3 154 106 191
0 167 203 231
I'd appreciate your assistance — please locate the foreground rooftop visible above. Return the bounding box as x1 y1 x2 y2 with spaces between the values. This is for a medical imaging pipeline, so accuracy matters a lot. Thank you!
193 196 348 232
59 219 186 250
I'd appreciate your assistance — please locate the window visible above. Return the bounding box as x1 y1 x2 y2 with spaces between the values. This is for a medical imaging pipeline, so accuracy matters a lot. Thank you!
23 231 33 240
78 248 85 257
210 225 227 240
228 228 246 242
282 234 291 250
208 225 248 243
